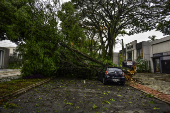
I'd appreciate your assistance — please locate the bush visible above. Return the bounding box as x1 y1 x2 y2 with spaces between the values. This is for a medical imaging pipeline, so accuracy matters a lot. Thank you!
8 56 22 69
8 62 22 69
136 58 150 73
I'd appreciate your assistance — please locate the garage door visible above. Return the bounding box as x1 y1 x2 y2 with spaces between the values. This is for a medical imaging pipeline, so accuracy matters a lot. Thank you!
161 60 170 74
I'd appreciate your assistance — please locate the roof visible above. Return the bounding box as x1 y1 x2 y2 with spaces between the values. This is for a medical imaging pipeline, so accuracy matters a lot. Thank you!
0 40 17 47
150 36 170 45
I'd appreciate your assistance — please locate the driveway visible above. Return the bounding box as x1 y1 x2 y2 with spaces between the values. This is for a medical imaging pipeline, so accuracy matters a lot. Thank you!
133 73 170 95
0 78 170 113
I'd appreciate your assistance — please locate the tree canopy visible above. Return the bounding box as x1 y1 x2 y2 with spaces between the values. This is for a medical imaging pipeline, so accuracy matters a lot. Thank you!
71 0 168 61
0 0 109 78
156 0 170 35
0 0 169 78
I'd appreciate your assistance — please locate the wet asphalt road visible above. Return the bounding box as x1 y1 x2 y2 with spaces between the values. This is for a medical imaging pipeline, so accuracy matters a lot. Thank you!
0 78 170 113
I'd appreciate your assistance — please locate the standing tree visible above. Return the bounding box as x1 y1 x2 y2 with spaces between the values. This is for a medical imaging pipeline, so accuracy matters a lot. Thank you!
57 2 107 71
71 0 167 61
156 0 170 35
148 35 156 41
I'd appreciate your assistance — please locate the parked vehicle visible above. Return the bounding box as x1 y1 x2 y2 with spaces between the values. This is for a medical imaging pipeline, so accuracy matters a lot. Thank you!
97 67 125 85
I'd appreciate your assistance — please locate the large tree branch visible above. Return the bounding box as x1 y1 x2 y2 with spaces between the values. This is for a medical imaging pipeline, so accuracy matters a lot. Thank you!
60 42 105 66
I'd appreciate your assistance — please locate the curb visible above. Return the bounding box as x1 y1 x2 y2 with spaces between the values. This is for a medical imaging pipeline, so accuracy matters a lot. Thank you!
129 82 170 105
0 77 54 102
0 70 21 74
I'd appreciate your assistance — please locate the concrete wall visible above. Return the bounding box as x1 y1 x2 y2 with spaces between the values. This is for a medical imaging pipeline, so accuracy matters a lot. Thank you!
126 40 137 61
150 44 154 73
152 41 170 54
4 48 9 69
133 50 137 61
150 36 170 73
142 41 150 61
0 47 9 69
150 36 170 54
113 52 119 65
6 47 16 55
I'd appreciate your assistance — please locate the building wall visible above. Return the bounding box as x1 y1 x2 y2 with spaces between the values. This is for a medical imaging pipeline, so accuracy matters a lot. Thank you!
150 36 170 73
152 41 170 54
126 40 137 61
133 50 137 61
150 45 154 73
6 47 16 56
4 48 9 68
0 47 9 69
142 41 150 61
113 52 119 65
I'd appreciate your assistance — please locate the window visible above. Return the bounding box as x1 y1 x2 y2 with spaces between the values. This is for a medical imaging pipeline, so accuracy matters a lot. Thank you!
137 49 141 58
141 48 143 58
13 49 17 56
107 68 122 72
137 48 143 58
127 52 132 61
13 49 16 53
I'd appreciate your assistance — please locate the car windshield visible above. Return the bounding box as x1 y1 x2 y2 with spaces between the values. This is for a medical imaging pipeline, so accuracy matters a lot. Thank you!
107 68 122 71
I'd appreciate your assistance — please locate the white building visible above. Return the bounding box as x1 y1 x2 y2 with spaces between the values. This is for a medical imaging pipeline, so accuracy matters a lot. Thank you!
125 40 150 62
0 40 17 55
113 52 119 65
0 47 9 68
150 36 170 73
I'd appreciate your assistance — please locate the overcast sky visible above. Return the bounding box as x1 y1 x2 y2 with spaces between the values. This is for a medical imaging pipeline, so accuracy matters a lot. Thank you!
114 30 168 52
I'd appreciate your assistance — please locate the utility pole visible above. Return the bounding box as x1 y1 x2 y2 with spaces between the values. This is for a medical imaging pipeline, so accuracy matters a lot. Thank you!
122 39 124 61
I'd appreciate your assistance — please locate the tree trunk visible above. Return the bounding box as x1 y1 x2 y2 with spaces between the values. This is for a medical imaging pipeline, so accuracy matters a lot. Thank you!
108 27 117 63
99 31 106 59
122 39 124 61
108 28 113 62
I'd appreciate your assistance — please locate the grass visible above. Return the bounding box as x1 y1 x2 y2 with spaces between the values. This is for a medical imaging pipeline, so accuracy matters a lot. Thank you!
3 102 19 109
0 77 50 97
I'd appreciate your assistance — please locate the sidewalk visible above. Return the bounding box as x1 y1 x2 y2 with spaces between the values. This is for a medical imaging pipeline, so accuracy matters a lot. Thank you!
133 73 170 95
130 73 170 104
0 69 21 82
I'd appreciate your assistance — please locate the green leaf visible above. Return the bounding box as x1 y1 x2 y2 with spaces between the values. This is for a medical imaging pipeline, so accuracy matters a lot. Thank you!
153 107 160 110
149 101 155 104
66 102 73 105
102 107 107 109
103 92 108 95
93 104 98 109
110 99 116 101
103 100 110 104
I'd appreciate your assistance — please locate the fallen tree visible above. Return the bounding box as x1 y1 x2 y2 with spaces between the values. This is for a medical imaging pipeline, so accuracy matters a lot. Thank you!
0 0 111 79
1 0 169 80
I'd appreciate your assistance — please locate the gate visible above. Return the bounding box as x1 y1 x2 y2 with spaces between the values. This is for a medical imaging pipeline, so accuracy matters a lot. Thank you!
161 60 170 74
